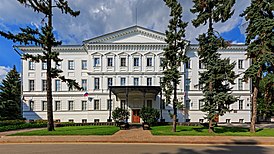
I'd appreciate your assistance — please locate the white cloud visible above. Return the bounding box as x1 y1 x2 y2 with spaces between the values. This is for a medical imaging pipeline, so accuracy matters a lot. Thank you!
0 0 251 44
0 66 11 84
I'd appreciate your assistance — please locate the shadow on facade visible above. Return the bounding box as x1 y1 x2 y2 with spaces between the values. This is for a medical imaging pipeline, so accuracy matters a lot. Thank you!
22 102 42 120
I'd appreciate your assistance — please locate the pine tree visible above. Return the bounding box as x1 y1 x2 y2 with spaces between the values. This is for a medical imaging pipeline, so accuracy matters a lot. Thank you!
0 0 80 131
162 0 188 132
0 66 21 120
241 0 274 133
191 0 238 133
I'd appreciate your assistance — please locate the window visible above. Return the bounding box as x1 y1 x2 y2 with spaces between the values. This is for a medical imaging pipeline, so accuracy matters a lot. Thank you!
133 58 139 66
68 101 74 111
55 80 61 91
29 100 34 111
133 78 139 86
107 78 113 87
186 60 191 69
199 119 204 123
160 77 164 85
147 78 152 86
94 58 100 67
82 60 87 70
239 100 243 110
120 58 126 66
55 101 61 111
120 100 126 109
160 58 164 67
199 61 205 69
107 99 112 110
239 119 244 123
29 61 35 70
82 119 87 123
226 119 231 123
199 100 204 110
94 100 99 110
94 119 99 122
94 78 100 90
82 101 87 111
185 79 191 91
42 101 47 111
68 119 74 123
147 57 152 66
55 61 61 69
186 100 190 109
238 60 243 69
120 78 126 86
82 79 87 91
42 61 47 70
68 60 74 70
238 79 243 90
107 58 113 67
42 80 47 91
147 100 152 108
29 80 35 91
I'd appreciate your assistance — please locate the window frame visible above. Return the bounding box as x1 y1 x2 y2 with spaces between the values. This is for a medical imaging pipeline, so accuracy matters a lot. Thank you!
81 60 87 70
55 101 61 111
29 61 35 70
42 61 47 70
29 80 35 91
55 80 61 91
94 100 100 110
238 60 244 69
42 80 47 91
107 57 113 67
68 101 74 111
133 57 139 67
147 77 152 86
146 57 152 67
133 78 139 86
82 100 87 111
120 57 126 67
42 101 47 111
68 60 74 70
120 77 126 86
94 57 100 67
82 79 87 91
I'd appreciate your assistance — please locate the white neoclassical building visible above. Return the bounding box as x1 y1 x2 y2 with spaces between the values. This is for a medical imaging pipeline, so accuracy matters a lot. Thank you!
19 26 251 123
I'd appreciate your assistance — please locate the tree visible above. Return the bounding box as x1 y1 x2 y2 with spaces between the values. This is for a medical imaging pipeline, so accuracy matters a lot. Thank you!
112 107 130 123
241 0 274 133
0 66 21 120
162 0 188 132
191 0 238 133
0 0 80 131
139 107 160 126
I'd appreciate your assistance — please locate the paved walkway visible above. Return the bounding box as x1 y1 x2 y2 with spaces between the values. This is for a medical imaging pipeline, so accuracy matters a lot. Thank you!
1 126 274 145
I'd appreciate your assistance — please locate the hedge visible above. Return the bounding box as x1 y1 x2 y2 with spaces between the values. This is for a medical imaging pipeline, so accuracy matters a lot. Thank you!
0 120 26 127
0 123 47 132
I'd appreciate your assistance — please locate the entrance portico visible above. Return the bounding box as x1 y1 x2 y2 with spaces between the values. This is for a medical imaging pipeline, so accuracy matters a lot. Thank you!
108 86 162 123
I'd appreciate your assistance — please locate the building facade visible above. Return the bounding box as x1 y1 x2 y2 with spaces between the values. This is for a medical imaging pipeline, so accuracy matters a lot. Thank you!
20 26 251 123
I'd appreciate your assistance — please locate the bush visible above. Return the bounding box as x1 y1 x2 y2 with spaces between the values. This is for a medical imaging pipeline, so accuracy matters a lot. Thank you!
140 107 160 126
0 120 26 127
112 107 129 123
0 123 46 132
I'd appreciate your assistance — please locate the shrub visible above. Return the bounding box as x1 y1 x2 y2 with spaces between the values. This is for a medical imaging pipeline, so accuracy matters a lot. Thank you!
140 107 160 126
0 123 46 132
112 107 129 122
0 120 26 127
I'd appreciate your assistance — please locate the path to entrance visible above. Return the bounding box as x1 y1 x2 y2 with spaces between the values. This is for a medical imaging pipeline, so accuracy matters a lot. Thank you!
1 125 274 145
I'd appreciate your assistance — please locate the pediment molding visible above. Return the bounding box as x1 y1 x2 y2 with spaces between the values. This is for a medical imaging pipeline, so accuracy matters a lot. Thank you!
84 26 166 44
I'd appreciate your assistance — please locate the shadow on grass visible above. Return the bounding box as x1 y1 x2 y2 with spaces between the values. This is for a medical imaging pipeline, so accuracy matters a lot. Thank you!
214 126 249 133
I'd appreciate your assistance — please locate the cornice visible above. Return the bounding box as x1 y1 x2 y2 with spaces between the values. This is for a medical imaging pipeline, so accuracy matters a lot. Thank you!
189 44 247 51
16 45 84 52
87 43 167 51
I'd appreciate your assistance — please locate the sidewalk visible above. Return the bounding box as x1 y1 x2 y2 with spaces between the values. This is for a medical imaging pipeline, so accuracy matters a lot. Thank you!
1 127 274 145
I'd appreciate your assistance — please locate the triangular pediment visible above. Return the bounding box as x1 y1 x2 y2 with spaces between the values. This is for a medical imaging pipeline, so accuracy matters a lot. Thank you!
84 26 166 44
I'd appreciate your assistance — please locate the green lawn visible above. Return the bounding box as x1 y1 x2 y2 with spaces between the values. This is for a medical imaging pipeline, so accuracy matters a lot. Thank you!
150 125 274 136
10 125 120 136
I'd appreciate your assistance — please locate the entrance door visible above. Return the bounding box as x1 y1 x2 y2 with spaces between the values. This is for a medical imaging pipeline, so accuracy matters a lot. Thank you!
132 109 140 123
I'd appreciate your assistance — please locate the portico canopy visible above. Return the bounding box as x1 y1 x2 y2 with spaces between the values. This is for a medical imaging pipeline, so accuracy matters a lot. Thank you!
109 86 162 99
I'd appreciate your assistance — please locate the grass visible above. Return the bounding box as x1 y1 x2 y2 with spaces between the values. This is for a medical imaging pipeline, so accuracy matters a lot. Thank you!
10 125 120 136
150 125 274 136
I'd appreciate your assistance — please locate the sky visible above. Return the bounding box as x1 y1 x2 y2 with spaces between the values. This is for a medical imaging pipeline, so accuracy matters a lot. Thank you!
0 0 251 82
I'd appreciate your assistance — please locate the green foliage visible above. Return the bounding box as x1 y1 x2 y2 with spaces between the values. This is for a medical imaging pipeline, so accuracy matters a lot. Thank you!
0 123 46 132
0 120 26 127
191 0 237 131
0 66 22 120
112 107 130 122
139 107 160 125
162 0 188 132
0 0 81 131
241 0 274 132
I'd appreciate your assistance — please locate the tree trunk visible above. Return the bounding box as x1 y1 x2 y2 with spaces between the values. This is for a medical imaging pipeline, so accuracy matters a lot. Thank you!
250 86 258 133
250 66 262 133
208 118 214 133
172 81 177 132
46 0 54 131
